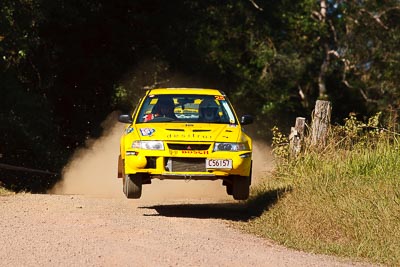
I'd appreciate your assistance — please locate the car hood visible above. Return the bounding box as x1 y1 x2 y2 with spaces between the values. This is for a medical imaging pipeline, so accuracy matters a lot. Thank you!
136 123 243 142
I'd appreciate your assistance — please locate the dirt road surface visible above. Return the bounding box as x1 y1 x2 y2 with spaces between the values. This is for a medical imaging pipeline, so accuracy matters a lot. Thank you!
0 193 374 267
0 118 374 266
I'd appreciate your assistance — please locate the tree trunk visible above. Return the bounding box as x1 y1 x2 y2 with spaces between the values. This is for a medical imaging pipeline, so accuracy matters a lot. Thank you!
318 0 329 99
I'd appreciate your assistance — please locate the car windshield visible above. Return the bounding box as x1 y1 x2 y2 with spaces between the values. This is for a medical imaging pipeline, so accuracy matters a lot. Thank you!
136 94 237 124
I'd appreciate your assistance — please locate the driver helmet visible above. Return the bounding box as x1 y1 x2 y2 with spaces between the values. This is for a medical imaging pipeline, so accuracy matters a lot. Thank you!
154 97 174 115
199 99 219 121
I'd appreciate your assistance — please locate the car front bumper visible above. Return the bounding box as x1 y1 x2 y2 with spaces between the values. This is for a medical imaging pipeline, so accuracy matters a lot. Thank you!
123 149 252 179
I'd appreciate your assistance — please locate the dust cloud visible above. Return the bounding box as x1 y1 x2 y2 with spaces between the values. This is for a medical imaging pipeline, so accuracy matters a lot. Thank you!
49 113 274 201
49 112 124 198
252 140 275 185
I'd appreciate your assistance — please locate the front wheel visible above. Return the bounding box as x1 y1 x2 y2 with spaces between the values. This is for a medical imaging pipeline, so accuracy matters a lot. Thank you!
232 175 250 200
124 174 142 199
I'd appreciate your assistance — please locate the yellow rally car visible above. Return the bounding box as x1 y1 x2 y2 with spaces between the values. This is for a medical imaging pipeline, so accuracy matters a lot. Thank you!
117 88 253 200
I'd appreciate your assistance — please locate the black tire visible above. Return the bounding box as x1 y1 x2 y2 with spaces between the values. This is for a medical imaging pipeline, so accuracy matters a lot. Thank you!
226 184 233 195
122 175 127 195
232 175 250 200
124 174 142 199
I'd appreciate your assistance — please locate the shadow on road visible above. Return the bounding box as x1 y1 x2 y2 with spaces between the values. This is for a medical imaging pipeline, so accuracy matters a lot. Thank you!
140 187 290 222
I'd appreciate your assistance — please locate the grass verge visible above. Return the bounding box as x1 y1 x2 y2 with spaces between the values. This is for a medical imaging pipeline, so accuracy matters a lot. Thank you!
241 120 400 266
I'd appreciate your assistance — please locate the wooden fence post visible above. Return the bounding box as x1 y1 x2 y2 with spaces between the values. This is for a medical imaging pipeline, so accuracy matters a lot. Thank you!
289 117 306 157
311 100 332 148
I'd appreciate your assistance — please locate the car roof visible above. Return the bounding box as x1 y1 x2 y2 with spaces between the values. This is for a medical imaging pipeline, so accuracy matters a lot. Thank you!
147 88 225 96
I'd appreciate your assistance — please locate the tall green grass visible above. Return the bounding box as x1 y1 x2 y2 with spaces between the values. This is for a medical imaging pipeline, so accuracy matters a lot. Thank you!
244 116 400 266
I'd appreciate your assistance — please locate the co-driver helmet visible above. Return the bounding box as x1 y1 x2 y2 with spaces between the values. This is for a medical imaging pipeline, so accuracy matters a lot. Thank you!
199 99 219 121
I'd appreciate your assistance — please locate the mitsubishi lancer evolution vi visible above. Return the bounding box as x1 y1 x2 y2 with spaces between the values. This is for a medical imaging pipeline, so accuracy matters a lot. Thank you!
117 88 253 200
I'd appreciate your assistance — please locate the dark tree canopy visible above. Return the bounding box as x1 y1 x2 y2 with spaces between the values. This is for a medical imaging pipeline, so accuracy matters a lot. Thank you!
1 0 399 191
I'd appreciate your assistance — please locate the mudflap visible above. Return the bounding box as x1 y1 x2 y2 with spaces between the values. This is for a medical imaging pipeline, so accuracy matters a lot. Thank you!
117 155 124 178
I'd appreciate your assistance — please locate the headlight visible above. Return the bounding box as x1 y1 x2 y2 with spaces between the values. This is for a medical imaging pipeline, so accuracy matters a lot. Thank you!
132 141 164 150
213 142 249 152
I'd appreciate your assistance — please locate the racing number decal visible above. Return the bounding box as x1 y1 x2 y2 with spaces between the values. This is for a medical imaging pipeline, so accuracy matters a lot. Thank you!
215 95 225 101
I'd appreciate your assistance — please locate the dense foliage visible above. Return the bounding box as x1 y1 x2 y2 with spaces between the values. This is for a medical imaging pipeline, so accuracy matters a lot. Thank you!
1 0 399 191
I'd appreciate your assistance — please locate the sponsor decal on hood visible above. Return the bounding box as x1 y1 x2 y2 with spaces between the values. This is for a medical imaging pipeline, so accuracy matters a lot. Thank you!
140 128 155 136
125 126 134 134
165 132 213 140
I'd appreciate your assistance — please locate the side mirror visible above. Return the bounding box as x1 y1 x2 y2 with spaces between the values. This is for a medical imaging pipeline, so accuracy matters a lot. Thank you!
240 115 253 125
118 114 133 124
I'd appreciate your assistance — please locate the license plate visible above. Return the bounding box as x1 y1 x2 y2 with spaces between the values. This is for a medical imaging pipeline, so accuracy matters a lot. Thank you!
206 159 232 169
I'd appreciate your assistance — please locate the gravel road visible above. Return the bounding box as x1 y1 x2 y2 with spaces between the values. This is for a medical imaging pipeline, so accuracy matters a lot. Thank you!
0 193 374 267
